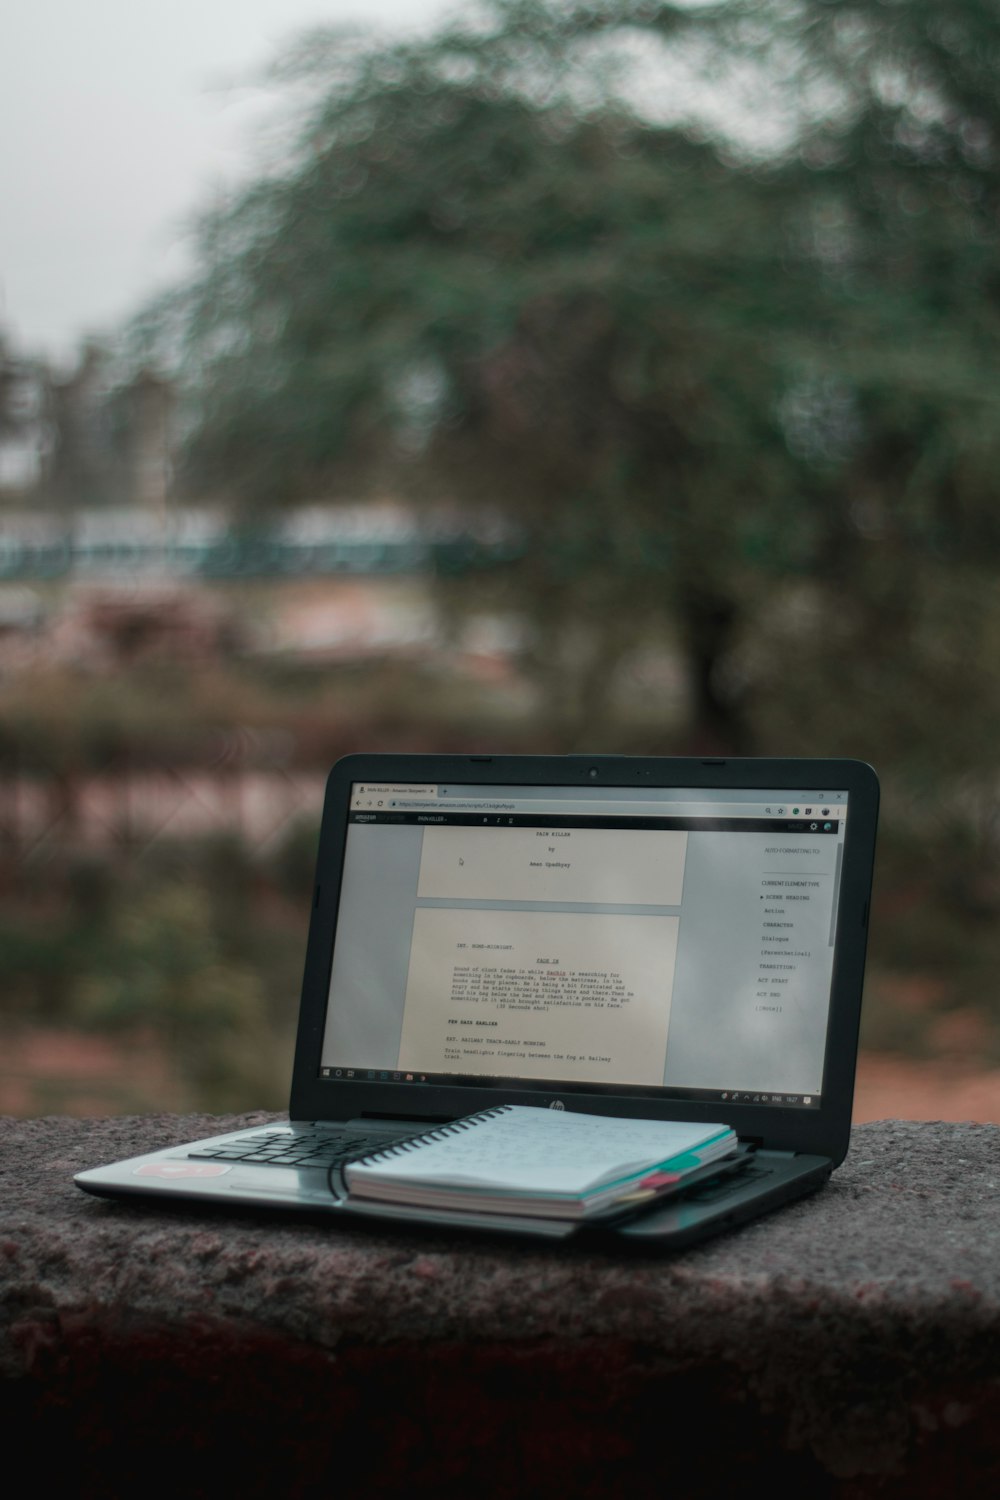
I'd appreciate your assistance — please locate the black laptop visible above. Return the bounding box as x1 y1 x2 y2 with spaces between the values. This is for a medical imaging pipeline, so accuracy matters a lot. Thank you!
76 753 879 1246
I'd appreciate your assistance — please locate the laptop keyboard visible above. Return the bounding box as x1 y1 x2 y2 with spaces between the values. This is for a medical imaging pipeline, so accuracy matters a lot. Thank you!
186 1134 778 1200
187 1129 408 1172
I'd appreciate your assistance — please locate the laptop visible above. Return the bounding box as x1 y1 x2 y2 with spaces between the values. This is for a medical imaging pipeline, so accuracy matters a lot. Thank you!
76 752 879 1247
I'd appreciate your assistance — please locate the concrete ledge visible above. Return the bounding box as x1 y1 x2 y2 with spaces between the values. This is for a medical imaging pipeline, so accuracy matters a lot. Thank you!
3 1114 1000 1497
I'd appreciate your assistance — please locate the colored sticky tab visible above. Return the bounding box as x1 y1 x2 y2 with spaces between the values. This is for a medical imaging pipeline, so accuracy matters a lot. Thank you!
664 1151 704 1171
638 1170 682 1190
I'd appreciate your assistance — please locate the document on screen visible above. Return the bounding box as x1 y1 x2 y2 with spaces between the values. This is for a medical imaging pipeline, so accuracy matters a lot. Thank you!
416 825 687 907
397 907 679 1086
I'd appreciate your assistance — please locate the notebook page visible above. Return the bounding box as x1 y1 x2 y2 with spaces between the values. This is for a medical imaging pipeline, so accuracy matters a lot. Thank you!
347 1106 732 1195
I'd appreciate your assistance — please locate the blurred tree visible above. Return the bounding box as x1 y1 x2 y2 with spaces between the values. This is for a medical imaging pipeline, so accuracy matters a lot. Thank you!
738 0 1000 777
151 0 832 749
727 0 1000 1018
148 0 1000 768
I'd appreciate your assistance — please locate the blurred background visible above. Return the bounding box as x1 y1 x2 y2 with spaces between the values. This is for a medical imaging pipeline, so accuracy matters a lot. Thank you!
2 0 999 1122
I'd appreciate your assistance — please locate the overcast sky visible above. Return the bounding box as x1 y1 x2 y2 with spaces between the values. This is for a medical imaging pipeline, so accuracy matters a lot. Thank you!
1 0 457 367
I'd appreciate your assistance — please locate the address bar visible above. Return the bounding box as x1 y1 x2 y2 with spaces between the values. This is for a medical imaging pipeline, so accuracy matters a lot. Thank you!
387 797 779 816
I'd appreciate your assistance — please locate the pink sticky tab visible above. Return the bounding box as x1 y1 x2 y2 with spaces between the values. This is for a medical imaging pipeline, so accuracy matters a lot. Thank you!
134 1161 232 1178
639 1170 681 1190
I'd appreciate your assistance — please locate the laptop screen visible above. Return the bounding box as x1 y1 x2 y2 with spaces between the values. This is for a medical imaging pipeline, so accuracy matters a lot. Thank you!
318 779 851 1112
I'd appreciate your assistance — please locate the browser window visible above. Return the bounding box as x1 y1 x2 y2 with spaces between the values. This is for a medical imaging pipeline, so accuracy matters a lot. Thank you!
320 781 849 1108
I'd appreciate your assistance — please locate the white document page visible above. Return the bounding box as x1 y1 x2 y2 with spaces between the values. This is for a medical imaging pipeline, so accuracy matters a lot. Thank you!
397 907 679 1085
417 825 686 906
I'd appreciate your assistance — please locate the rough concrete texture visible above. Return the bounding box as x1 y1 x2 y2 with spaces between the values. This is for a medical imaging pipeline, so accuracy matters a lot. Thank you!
3 1113 1000 1498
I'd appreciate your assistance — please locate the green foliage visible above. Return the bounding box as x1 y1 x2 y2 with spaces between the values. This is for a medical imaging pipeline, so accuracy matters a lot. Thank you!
149 6 813 744
144 1 1000 747
122 0 1000 1045
71 881 280 1111
0 831 314 1113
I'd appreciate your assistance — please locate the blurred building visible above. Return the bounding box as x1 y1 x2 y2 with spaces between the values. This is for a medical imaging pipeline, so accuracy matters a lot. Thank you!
0 333 178 516
0 336 50 495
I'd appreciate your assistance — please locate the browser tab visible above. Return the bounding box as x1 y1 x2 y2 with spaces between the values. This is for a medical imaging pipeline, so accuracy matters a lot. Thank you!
350 783 437 809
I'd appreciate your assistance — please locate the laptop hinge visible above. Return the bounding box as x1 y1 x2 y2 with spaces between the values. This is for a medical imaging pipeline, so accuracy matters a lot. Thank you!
358 1109 454 1125
738 1138 797 1161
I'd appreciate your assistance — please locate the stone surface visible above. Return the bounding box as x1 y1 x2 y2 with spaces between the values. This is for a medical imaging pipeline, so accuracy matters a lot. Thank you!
3 1113 1000 1497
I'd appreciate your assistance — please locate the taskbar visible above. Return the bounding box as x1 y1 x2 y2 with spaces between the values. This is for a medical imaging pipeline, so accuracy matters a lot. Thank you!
318 1064 822 1109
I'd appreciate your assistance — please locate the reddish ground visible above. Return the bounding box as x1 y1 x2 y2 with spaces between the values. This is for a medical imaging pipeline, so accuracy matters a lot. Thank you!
852 1052 1000 1124
0 1028 181 1117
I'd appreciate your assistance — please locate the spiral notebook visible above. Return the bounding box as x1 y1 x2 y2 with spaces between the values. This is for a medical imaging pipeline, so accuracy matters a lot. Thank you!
341 1105 737 1222
76 752 878 1248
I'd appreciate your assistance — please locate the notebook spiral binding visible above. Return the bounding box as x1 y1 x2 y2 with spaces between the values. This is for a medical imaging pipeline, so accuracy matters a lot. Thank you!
352 1105 512 1167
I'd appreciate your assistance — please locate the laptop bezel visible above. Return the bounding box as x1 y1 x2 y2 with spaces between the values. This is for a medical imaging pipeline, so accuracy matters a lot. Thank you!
290 753 879 1167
